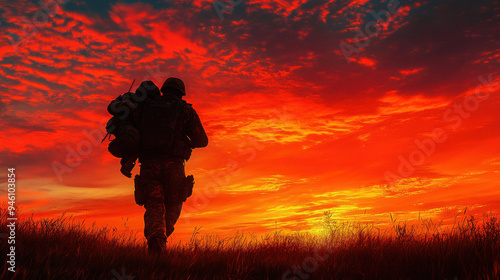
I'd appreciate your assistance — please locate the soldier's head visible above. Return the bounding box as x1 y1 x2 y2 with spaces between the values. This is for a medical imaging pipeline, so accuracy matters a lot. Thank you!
161 77 186 98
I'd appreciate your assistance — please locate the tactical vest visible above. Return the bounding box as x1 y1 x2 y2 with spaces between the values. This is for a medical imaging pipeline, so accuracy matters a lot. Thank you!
138 95 187 159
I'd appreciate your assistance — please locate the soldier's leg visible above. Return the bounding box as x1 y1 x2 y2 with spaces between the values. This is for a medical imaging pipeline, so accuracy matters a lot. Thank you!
144 194 166 241
163 161 186 237
165 202 183 237
141 164 167 253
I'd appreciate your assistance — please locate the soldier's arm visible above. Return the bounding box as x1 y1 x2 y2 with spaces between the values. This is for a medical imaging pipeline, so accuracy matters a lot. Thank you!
186 107 208 148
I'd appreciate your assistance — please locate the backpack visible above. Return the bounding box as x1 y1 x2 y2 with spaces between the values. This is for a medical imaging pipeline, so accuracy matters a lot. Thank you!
103 81 162 159
103 90 147 158
106 121 140 158
137 94 188 159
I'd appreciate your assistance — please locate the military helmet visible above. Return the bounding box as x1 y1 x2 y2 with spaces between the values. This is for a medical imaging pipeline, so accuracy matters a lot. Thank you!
161 77 186 96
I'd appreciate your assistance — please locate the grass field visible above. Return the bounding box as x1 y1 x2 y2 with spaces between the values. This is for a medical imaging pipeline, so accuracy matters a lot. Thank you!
1 208 499 280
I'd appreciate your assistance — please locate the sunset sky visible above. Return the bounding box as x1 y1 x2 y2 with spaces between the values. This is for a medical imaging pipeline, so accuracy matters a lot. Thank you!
0 0 499 242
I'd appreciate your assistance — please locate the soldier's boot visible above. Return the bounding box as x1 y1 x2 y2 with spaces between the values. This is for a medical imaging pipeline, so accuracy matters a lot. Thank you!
147 237 166 255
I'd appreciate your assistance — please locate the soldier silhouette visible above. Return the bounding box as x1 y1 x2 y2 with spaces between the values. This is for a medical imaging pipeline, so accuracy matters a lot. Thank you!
105 77 208 254
137 77 208 254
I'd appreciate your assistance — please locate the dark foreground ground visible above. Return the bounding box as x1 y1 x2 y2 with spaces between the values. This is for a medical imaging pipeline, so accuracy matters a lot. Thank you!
1 209 499 280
